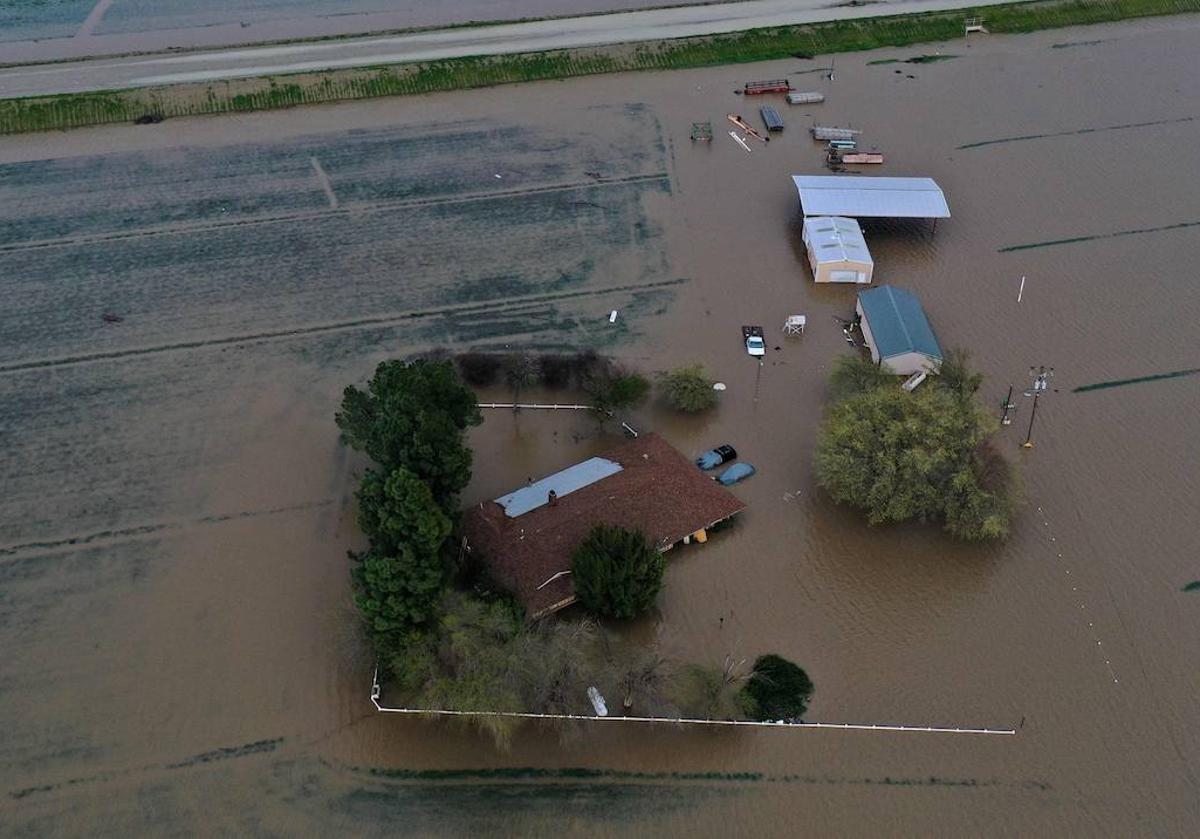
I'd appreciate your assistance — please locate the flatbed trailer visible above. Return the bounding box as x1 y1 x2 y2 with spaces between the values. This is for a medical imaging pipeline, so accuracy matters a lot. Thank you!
760 106 785 132
811 125 862 141
786 91 825 105
743 79 792 95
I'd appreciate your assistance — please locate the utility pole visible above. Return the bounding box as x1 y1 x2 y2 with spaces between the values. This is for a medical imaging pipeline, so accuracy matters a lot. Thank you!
1000 384 1015 426
1022 366 1053 448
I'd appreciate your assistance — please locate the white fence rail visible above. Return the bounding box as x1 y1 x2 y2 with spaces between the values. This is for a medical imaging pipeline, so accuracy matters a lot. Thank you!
370 672 1015 736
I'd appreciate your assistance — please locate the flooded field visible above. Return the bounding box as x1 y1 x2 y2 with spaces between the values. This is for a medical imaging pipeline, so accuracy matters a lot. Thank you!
2 14 1199 837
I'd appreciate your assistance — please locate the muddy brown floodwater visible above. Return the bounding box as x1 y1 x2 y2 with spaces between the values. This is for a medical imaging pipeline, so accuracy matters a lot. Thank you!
2 14 1199 838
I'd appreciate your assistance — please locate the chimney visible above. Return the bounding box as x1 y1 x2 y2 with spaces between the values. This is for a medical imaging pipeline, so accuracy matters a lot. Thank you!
548 489 558 506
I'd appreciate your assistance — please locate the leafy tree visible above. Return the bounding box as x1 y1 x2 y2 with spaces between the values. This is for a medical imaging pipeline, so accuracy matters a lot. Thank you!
671 656 752 721
937 347 984 404
658 365 718 413
827 353 894 402
814 372 1012 540
600 635 675 716
583 365 650 417
741 654 813 721
336 359 481 508
352 468 452 638
504 353 541 409
571 525 665 619
357 467 452 556
512 619 600 716
352 547 445 639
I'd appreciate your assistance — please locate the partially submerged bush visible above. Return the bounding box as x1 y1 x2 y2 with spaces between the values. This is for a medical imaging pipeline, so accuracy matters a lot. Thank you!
539 354 573 389
571 524 664 619
457 352 504 387
741 654 813 721
658 364 718 413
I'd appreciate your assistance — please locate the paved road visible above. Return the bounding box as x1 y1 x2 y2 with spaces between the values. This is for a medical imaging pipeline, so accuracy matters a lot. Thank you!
0 0 1009 98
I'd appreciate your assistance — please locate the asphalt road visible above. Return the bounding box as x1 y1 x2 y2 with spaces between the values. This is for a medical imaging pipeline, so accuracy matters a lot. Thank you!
0 0 1012 98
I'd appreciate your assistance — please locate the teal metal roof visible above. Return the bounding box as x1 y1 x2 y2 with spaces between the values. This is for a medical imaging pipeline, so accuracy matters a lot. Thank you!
858 285 942 361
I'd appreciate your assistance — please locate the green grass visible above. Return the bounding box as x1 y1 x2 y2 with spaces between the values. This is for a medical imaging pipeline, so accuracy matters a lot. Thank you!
3 0 1199 134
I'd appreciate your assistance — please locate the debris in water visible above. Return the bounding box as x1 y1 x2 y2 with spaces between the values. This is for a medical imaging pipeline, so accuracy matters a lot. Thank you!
1183 581 1200 593
101 313 124 323
608 310 618 323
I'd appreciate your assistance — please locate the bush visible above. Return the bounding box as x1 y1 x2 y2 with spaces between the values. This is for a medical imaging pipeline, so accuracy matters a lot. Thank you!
539 354 573 389
571 525 664 619
670 657 752 721
457 352 504 387
741 654 813 721
658 365 718 413
584 364 650 416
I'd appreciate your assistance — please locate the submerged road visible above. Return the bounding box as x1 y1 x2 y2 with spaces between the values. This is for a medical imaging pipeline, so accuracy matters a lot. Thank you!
0 0 1012 98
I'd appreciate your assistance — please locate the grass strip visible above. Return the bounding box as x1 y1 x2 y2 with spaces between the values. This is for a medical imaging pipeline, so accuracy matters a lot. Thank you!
2 0 1200 134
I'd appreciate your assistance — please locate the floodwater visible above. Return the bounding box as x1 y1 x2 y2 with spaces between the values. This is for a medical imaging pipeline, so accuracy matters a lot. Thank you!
2 14 1199 837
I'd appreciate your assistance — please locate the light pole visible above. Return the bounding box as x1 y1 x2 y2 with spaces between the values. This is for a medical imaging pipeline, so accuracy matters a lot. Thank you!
1022 366 1053 448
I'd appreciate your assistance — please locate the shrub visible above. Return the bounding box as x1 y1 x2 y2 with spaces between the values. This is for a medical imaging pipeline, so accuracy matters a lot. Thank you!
571 525 664 619
741 654 813 721
457 352 504 387
539 354 573 389
658 365 718 413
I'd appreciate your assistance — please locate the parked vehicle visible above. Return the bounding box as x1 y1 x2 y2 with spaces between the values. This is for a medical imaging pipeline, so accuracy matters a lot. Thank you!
696 444 738 470
717 463 756 486
742 325 766 357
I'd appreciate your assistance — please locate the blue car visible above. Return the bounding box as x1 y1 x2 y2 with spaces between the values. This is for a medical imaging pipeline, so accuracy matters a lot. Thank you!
717 463 756 486
695 444 737 470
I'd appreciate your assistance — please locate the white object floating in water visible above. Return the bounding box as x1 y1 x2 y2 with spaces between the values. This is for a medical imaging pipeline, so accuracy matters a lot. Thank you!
728 131 752 153
609 310 618 323
587 686 609 717
713 382 727 391
494 173 503 179
1017 275 1026 302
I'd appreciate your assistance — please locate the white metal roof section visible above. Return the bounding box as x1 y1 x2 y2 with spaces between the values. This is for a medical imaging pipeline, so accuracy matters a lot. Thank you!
803 216 872 264
495 456 623 518
791 176 951 219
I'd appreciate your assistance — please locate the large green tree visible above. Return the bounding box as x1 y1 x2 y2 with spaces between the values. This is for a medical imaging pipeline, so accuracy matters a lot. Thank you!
571 525 664 619
814 354 1012 540
336 358 481 508
352 468 452 638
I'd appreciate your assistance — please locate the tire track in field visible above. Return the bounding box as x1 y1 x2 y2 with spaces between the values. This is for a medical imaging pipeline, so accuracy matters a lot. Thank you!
0 278 688 374
0 172 669 254
0 500 333 560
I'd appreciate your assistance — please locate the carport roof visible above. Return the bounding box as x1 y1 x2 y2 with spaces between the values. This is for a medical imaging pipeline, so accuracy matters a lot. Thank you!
791 176 950 219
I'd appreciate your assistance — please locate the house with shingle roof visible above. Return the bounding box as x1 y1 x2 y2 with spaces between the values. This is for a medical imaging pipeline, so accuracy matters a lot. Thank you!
462 433 745 618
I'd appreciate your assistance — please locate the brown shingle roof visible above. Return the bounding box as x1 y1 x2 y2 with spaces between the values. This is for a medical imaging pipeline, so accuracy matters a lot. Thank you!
462 433 746 617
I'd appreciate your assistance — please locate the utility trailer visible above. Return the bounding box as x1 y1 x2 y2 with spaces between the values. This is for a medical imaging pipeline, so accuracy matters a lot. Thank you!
743 79 792 95
811 125 862 141
786 91 825 105
760 106 785 132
